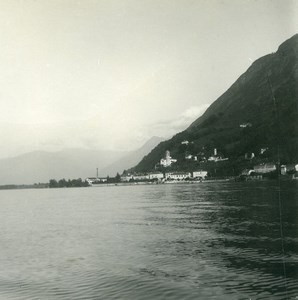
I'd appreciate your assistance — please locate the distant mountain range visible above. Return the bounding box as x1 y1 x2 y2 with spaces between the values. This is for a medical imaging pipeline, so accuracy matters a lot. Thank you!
133 34 298 174
0 148 124 185
99 136 164 176
0 136 163 185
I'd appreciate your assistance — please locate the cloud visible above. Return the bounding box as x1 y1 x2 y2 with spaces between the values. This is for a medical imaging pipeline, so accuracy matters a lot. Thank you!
181 105 209 119
143 104 210 139
0 103 210 158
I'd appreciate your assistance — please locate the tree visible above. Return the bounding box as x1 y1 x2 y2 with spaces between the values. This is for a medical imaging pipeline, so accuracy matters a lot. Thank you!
115 173 121 182
49 179 58 188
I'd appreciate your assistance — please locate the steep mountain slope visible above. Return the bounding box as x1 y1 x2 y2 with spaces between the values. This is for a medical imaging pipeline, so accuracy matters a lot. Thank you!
189 34 297 130
99 136 164 176
133 34 298 174
0 148 126 185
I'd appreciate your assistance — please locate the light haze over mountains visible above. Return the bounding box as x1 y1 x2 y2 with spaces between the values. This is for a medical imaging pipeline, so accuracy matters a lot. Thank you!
0 1 297 159
0 137 163 185
0 1 298 184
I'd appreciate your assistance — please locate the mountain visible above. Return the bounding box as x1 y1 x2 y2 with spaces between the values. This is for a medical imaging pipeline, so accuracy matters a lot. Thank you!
0 148 127 185
133 34 298 175
99 136 164 176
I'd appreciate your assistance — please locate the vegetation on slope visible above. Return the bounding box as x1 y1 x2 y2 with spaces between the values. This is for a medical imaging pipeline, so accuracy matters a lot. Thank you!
132 34 298 175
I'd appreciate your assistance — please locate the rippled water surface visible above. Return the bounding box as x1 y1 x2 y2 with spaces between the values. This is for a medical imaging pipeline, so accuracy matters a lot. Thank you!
0 181 297 299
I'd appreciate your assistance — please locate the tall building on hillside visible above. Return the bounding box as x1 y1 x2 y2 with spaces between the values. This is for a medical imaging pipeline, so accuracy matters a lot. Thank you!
160 150 177 167
208 148 229 162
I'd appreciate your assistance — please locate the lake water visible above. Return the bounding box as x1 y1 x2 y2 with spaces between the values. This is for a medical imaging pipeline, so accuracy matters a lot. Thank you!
0 181 297 300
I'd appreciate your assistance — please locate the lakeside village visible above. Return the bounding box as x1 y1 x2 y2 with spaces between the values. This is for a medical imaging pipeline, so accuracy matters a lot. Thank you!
85 141 298 187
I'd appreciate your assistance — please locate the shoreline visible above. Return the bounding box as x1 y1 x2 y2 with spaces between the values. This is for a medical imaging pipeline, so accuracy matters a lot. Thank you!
1 176 297 191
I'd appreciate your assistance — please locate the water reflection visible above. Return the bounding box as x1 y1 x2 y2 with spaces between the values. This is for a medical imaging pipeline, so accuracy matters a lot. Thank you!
140 181 298 299
0 182 297 300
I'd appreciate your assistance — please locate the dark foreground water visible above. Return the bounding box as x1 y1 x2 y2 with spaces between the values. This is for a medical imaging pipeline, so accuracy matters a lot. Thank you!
0 181 297 300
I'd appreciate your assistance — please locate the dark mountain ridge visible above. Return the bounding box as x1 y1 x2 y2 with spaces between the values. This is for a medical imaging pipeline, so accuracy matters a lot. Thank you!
133 34 298 175
190 34 297 129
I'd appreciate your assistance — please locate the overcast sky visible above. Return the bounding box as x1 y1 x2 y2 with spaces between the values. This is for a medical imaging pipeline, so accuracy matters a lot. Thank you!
0 0 297 158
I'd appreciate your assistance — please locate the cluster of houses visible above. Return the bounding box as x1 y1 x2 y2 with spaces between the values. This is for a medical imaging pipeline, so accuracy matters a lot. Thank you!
241 163 298 179
185 147 229 162
280 164 298 176
120 170 208 182
158 146 229 167
244 147 270 160
86 170 208 185
85 136 298 184
86 162 298 185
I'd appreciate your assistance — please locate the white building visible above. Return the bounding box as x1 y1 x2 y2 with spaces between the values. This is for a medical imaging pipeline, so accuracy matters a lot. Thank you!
254 163 276 174
160 150 177 167
240 122 252 128
280 165 287 175
85 177 107 185
165 172 191 180
148 172 164 180
208 148 228 162
85 177 96 185
260 148 268 154
121 174 133 182
208 148 218 161
208 156 216 162
133 174 150 181
181 140 189 145
192 171 208 179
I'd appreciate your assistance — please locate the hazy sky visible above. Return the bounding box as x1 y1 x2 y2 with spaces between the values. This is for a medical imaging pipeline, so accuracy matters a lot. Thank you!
0 0 297 157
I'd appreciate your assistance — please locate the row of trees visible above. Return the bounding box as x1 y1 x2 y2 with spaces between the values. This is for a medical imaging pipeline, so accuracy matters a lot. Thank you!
49 173 122 188
49 178 89 188
106 173 121 183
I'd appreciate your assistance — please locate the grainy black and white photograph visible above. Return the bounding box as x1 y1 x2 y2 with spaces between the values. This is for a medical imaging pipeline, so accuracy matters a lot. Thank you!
0 0 297 299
